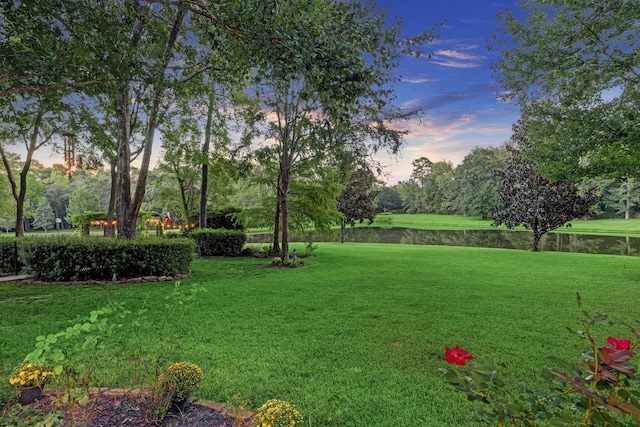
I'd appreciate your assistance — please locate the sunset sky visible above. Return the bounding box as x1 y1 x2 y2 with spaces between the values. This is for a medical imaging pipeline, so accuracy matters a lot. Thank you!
377 0 521 184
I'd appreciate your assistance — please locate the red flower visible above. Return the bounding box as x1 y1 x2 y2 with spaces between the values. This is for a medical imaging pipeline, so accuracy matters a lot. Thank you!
603 336 632 354
445 345 474 365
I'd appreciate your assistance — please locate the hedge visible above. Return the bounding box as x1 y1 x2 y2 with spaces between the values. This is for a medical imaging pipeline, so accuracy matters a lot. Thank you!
0 239 22 276
191 229 246 257
19 237 194 282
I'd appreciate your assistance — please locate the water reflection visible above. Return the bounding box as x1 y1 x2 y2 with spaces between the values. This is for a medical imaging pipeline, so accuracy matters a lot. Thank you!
246 228 640 256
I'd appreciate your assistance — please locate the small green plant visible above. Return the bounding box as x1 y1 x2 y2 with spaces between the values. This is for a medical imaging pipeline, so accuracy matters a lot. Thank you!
283 259 305 268
9 363 53 388
159 362 203 400
0 403 62 427
252 399 303 427
442 294 640 426
303 233 318 255
227 393 250 427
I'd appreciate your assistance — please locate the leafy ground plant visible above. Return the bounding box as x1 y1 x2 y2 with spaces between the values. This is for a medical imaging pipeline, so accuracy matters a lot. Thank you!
442 294 640 426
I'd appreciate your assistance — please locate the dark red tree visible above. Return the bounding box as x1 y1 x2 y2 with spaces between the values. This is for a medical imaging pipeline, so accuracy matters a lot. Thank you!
337 168 379 243
492 122 600 251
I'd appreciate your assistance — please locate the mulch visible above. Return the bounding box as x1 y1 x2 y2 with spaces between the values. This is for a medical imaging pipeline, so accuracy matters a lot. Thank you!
4 388 254 427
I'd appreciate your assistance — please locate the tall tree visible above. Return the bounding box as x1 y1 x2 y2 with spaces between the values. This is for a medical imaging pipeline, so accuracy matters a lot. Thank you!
491 0 640 181
255 0 436 258
492 123 600 252
0 97 65 236
454 146 507 218
32 197 54 232
606 179 640 220
158 119 202 223
66 187 100 224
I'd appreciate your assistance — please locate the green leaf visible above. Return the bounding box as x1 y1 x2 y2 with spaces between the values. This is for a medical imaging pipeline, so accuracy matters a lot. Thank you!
548 416 571 426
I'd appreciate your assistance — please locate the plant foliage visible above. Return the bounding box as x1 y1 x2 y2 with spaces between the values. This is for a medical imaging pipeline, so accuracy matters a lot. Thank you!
492 122 600 251
19 237 193 281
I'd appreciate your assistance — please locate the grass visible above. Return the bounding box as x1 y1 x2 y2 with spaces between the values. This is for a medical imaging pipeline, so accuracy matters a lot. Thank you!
2 242 640 426
371 213 640 236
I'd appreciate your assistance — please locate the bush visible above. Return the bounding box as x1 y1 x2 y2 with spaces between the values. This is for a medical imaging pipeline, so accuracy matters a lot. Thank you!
0 239 22 275
252 399 303 427
205 206 245 230
19 237 194 281
191 229 246 257
159 362 203 400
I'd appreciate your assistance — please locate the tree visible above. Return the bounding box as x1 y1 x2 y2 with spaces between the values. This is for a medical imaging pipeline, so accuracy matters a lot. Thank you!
0 97 65 236
410 157 433 188
454 147 507 218
158 119 202 223
32 197 54 232
254 0 436 258
491 1 640 181
422 161 455 214
337 167 379 243
376 186 403 212
66 187 100 225
606 179 640 220
492 123 600 252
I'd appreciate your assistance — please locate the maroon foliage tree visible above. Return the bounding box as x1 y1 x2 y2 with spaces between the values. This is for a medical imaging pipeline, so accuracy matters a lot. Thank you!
492 123 600 251
337 168 379 243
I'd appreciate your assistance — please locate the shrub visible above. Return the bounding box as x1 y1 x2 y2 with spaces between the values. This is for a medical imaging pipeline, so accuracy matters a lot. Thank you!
191 229 246 257
19 237 194 281
442 295 640 426
252 399 303 427
159 362 203 400
0 239 22 275
205 205 245 230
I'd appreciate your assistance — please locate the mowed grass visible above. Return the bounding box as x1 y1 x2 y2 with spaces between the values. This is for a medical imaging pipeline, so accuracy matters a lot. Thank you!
373 213 640 236
1 243 639 426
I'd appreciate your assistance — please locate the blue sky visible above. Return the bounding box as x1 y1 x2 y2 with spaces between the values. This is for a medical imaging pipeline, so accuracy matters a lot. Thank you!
376 0 520 184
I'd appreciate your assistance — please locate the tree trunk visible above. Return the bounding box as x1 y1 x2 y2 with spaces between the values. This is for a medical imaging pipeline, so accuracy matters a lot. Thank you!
115 80 135 238
272 196 281 256
532 232 542 252
199 89 215 228
624 181 630 220
115 10 184 239
105 157 117 237
280 163 291 260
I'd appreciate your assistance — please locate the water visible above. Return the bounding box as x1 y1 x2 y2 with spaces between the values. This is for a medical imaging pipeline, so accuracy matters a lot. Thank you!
246 228 640 256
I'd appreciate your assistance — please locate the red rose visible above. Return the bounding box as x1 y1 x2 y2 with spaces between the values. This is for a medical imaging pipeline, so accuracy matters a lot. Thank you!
445 345 474 366
604 336 631 354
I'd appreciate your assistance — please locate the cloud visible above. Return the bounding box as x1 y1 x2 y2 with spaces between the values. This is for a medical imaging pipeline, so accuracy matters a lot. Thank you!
435 49 484 61
401 77 437 84
431 49 485 68
375 112 516 184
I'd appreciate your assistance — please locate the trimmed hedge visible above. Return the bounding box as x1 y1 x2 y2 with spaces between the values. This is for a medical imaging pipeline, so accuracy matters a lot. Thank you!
19 237 194 282
0 239 22 276
191 229 246 257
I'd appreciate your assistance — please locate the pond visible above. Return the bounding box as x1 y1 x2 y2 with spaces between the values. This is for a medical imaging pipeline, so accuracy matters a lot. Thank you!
246 228 640 256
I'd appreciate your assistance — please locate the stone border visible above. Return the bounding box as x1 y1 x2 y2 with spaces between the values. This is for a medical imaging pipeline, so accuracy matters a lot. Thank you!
19 273 191 286
42 387 255 424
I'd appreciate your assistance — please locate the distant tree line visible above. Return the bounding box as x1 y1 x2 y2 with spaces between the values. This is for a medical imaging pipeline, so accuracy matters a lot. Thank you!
375 146 640 220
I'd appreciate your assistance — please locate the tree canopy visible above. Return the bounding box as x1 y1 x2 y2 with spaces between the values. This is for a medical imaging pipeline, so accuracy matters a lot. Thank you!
491 0 640 181
492 122 600 251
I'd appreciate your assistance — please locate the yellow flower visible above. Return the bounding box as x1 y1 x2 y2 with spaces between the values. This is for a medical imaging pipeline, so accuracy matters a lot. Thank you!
8 363 54 388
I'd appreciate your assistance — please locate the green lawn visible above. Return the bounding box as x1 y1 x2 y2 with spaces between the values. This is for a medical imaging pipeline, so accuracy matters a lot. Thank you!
1 242 639 426
371 213 640 236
